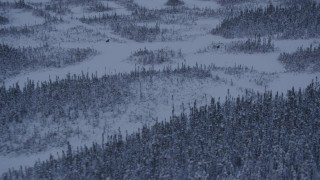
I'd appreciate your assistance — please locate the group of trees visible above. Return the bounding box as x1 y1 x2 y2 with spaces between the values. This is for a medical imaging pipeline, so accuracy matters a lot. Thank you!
79 1 219 42
114 22 161 42
212 1 320 38
86 2 112 12
0 43 97 82
44 3 71 15
128 47 184 65
32 8 61 23
196 36 274 54
50 0 95 6
43 0 114 15
0 25 37 37
278 44 320 72
0 64 214 154
0 72 131 154
2 79 320 179
226 36 275 54
80 14 162 42
0 0 32 9
44 0 108 14
0 16 9 25
216 0 251 5
0 1 61 38
166 0 184 7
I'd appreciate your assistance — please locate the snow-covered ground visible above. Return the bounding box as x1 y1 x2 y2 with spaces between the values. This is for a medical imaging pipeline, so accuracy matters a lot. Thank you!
1 0 320 175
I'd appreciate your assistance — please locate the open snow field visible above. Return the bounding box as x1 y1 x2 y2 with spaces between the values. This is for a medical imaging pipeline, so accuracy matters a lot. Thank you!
1 0 320 175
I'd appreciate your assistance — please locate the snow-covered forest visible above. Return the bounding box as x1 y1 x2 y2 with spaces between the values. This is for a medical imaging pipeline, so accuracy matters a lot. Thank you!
0 0 320 179
0 43 97 83
212 1 320 38
278 44 320 72
3 80 320 179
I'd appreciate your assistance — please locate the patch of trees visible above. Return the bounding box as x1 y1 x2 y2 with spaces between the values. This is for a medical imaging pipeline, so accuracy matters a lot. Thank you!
0 0 32 9
128 47 184 65
79 5 218 41
14 0 32 9
278 44 320 72
212 1 320 38
131 7 162 22
114 22 161 42
81 5 217 24
2 80 320 179
196 42 223 53
50 0 96 6
44 3 71 15
0 44 97 82
32 8 61 23
80 14 161 42
0 64 213 154
281 0 314 5
0 16 9 25
0 24 38 37
0 1 10 8
226 36 275 54
166 0 185 7
45 0 108 14
87 2 112 12
0 72 131 154
216 0 251 5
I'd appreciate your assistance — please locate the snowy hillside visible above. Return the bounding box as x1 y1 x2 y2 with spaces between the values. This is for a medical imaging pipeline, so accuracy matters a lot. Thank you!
0 0 320 179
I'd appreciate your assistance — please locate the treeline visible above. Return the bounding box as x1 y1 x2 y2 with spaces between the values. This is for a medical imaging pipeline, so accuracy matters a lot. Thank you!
166 0 185 6
0 72 131 154
50 0 96 6
113 22 161 42
79 5 218 42
128 47 183 65
278 44 320 72
0 1 60 26
43 0 106 14
0 0 32 9
32 8 61 23
216 0 251 5
226 36 275 54
0 25 37 37
212 1 320 38
0 64 212 126
45 0 110 14
0 64 213 154
86 2 112 12
0 44 97 82
2 80 320 179
80 14 161 42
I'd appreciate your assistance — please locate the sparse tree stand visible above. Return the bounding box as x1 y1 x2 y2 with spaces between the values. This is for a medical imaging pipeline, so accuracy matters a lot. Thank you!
165 0 184 9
